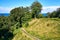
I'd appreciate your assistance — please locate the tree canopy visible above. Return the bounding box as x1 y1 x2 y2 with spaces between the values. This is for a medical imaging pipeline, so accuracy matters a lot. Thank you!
47 8 60 18
31 1 42 18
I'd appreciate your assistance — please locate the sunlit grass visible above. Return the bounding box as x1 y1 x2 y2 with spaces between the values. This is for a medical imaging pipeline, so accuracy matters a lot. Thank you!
12 28 32 40
12 18 60 40
24 18 60 40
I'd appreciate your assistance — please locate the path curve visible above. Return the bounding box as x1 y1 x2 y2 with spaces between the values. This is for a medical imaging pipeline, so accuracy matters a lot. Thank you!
21 28 40 40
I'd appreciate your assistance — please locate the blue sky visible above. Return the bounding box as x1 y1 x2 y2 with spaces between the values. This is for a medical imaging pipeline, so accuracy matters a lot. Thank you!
0 0 60 13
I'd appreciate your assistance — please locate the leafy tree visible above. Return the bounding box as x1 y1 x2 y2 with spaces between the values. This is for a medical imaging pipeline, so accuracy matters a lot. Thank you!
10 7 31 27
39 14 44 18
0 16 8 29
0 16 13 40
47 12 51 18
31 1 42 18
47 8 60 18
10 7 24 27
50 11 57 18
0 28 13 40
56 8 60 18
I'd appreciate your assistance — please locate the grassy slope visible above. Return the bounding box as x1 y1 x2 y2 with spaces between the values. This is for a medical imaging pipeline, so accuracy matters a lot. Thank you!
12 18 60 40
12 28 33 40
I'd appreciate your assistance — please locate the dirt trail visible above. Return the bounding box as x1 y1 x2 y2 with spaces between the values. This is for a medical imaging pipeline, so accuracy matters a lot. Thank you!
21 28 40 40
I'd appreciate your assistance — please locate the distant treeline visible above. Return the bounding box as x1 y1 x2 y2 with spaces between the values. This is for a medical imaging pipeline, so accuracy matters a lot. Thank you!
47 8 60 18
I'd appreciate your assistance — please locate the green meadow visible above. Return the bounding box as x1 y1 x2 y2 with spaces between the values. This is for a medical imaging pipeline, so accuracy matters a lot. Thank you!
12 18 60 40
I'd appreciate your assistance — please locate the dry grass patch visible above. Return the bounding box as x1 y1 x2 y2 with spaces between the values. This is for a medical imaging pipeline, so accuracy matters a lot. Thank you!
12 28 32 40
24 18 60 40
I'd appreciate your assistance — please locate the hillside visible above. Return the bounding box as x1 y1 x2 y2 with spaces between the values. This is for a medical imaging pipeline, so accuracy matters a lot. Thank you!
12 18 60 40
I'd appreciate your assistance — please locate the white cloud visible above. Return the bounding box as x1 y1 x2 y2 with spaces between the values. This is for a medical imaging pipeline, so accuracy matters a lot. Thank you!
41 6 60 13
0 6 13 13
0 6 60 13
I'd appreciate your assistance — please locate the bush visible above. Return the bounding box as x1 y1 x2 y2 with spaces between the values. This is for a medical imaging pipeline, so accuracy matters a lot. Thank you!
25 22 29 27
36 14 44 18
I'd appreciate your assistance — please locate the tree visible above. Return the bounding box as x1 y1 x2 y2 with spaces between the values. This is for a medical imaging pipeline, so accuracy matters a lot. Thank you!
39 14 44 18
31 1 42 18
10 7 31 27
47 12 51 18
47 8 60 18
0 28 13 40
0 16 13 40
56 8 60 18
50 11 57 18
10 7 25 27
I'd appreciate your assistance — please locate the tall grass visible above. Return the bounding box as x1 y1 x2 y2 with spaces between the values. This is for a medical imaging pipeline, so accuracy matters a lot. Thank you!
24 18 60 40
12 18 60 40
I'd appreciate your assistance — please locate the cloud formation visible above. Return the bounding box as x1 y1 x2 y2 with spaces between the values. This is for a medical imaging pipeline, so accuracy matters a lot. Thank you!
0 6 13 13
41 6 60 13
0 6 60 13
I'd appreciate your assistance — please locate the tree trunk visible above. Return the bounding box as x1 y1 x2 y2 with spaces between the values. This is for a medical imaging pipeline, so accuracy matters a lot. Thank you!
19 17 22 27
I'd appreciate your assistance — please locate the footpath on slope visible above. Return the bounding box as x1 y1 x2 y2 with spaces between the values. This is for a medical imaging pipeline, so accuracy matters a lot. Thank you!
21 28 40 40
12 19 41 40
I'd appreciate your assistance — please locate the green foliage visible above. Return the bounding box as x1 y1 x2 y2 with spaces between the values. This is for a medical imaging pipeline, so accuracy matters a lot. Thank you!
24 22 29 27
0 28 13 40
0 16 14 40
47 8 60 18
47 12 51 18
38 14 44 18
22 11 32 23
56 8 60 18
31 1 42 18
10 7 31 27
51 11 57 18
10 7 25 22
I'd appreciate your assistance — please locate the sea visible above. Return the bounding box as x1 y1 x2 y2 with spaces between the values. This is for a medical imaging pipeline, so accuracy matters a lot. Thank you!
0 13 47 16
42 13 47 16
0 13 10 16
